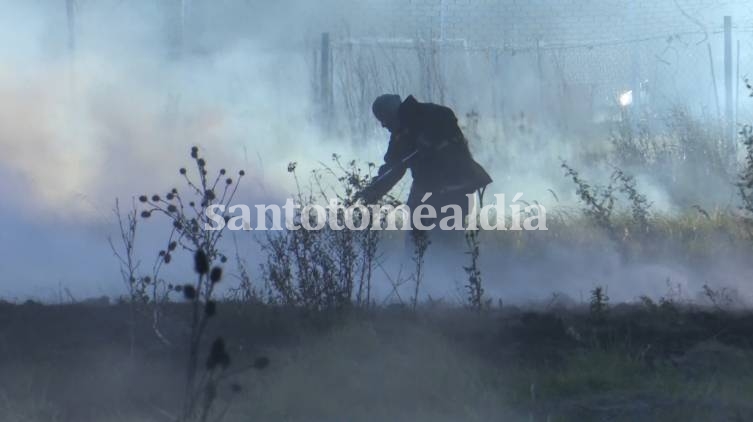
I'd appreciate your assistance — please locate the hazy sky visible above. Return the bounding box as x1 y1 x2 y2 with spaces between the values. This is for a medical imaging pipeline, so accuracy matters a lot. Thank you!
0 1 367 299
2 1 752 303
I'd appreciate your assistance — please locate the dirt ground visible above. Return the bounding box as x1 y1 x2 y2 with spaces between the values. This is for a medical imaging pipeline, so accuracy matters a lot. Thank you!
1 300 752 422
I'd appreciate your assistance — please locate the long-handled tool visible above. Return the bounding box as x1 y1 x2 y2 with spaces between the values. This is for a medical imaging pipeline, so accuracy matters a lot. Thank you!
355 149 418 203
371 149 418 184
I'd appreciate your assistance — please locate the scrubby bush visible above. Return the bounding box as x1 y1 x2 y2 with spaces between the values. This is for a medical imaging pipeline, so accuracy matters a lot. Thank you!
259 154 392 310
111 146 269 422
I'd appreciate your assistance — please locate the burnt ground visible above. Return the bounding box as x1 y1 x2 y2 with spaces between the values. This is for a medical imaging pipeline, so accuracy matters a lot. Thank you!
1 300 752 421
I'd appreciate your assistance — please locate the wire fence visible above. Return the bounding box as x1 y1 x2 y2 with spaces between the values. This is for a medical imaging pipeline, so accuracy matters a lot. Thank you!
316 23 753 144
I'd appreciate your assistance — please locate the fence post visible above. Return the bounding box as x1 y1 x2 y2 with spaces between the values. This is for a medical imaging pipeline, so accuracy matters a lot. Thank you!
724 16 734 152
736 39 740 140
166 0 185 60
707 43 721 122
320 32 333 132
66 0 75 55
536 39 544 112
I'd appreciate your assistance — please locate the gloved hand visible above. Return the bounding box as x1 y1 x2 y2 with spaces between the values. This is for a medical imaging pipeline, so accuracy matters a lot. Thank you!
354 186 380 205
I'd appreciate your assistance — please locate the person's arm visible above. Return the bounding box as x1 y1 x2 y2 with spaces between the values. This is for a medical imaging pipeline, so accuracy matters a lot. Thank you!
356 133 412 204
362 162 407 203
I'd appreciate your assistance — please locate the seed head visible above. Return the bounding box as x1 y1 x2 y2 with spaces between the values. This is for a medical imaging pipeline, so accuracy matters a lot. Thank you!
198 158 206 167
141 211 151 218
206 338 230 370
152 194 160 202
139 195 148 203
168 241 177 251
179 168 187 175
167 204 177 213
220 169 226 175
205 190 216 201
239 170 245 176
210 266 222 283
166 193 174 201
183 284 196 300
220 255 228 263
163 253 172 264
194 249 209 275
226 178 232 185
190 146 198 158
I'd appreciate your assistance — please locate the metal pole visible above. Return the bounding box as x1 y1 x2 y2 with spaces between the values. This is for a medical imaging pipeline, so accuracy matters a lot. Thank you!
180 0 186 58
736 39 740 149
724 16 734 150
66 0 75 55
707 43 721 122
536 39 544 112
320 32 332 130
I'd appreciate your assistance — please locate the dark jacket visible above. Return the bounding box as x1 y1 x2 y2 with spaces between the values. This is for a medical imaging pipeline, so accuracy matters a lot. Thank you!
363 95 493 210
